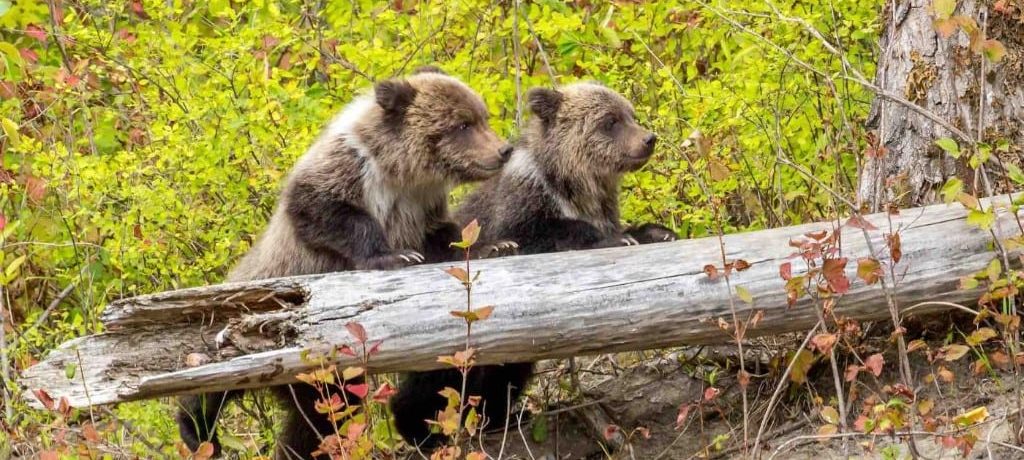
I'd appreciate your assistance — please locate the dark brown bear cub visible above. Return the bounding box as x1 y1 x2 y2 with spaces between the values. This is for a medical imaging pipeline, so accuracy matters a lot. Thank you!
176 67 512 460
391 82 677 449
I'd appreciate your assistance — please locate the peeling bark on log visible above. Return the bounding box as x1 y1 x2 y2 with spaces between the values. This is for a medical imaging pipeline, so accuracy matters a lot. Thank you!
19 195 1024 409
860 0 1024 210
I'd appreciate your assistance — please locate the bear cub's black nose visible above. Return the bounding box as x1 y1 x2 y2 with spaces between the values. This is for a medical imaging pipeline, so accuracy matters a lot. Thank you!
643 133 658 147
499 144 514 162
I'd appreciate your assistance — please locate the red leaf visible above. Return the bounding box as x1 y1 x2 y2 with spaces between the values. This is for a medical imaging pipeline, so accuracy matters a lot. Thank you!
676 403 692 429
738 369 750 388
779 262 792 281
822 258 850 294
805 230 828 240
33 388 55 410
810 333 838 354
58 396 71 417
703 264 719 280
40 452 59 460
886 233 902 263
367 340 383 356
844 364 860 382
864 353 884 377
345 383 369 399
603 424 620 441
733 259 751 271
372 382 397 403
25 176 46 203
0 214 6 231
845 214 878 231
19 48 38 64
345 321 367 344
314 393 344 414
336 344 357 357
26 24 47 42
130 1 149 19
117 29 137 43
82 422 100 442
853 415 869 432
703 386 720 401
345 421 366 440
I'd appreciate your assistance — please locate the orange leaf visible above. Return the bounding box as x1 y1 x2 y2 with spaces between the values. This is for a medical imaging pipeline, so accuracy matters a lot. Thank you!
857 257 883 285
461 219 481 247
445 267 469 283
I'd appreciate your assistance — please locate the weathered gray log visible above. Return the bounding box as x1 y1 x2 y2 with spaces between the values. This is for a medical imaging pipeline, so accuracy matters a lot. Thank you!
19 195 1023 409
859 0 1023 210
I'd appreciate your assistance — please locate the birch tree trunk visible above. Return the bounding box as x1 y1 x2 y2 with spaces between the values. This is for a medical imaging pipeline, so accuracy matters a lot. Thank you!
859 0 1024 210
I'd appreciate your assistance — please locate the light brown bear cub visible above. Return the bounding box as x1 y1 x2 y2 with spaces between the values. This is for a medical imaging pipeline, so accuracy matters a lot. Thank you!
391 82 677 448
177 66 512 459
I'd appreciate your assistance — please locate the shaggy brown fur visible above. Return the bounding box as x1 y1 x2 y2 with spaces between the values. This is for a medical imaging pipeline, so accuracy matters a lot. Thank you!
457 82 677 251
391 82 678 449
176 67 512 459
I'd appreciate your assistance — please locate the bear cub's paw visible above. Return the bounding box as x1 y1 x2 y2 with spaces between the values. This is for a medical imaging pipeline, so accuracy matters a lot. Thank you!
357 249 425 270
476 240 520 259
625 223 679 244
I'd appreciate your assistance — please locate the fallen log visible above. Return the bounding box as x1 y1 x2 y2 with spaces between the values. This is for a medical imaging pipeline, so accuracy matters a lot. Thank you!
19 195 1024 409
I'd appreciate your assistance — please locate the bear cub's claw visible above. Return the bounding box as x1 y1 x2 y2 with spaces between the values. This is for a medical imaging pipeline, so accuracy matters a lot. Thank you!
478 240 519 259
360 250 425 270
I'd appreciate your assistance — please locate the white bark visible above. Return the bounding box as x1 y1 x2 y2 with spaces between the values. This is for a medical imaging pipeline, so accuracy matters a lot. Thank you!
19 195 1023 409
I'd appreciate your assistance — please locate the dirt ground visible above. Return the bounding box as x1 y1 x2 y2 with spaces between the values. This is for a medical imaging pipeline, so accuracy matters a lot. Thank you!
473 320 1024 460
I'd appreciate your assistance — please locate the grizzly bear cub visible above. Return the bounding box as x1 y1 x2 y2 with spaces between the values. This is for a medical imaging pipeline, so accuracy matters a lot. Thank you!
390 82 677 449
176 66 512 459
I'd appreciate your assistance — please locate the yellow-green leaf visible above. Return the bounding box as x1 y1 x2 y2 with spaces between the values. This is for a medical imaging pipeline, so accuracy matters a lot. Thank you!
735 286 753 304
966 327 997 346
986 258 1002 282
966 209 995 230
934 0 956 20
1 117 19 149
953 406 989 427
935 137 960 157
941 177 963 204
918 398 935 416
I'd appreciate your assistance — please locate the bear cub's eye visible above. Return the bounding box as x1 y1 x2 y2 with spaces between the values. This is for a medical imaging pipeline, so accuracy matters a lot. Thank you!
455 121 471 132
602 116 619 131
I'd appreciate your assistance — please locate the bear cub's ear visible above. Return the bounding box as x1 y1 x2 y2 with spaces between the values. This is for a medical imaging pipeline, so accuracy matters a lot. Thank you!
527 87 563 123
411 65 447 75
375 79 417 114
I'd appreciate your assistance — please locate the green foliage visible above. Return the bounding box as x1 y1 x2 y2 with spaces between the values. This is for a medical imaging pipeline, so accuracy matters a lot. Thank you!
0 0 879 455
